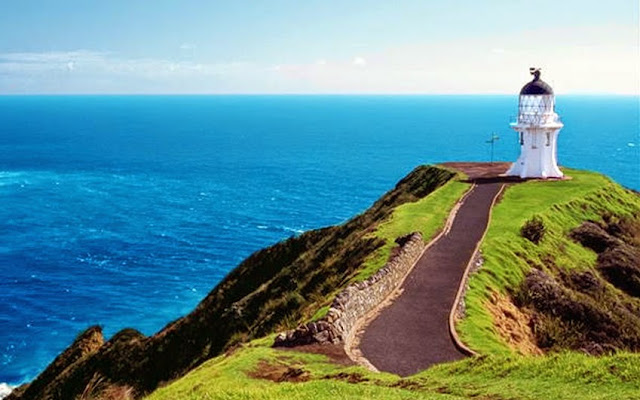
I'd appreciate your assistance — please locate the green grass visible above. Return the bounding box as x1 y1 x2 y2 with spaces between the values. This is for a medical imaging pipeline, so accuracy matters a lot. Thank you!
419 351 640 400
145 167 640 400
145 337 452 400
146 337 640 400
11 165 476 400
354 179 470 281
457 168 640 354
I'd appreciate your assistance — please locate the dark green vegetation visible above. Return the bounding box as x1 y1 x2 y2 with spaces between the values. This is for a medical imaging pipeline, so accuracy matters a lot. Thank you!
144 167 640 400
458 169 640 356
520 215 545 244
519 216 640 353
7 327 104 400
11 165 640 400
9 166 460 400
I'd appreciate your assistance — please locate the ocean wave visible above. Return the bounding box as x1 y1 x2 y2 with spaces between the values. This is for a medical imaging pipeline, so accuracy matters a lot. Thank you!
0 171 24 178
0 383 13 399
255 224 304 234
282 226 305 235
0 171 28 187
76 256 111 268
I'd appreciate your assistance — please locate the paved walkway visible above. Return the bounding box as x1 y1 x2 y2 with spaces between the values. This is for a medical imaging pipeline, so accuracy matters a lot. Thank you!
358 182 503 376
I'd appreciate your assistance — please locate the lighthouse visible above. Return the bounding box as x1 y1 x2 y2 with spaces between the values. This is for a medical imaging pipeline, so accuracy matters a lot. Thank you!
506 68 563 179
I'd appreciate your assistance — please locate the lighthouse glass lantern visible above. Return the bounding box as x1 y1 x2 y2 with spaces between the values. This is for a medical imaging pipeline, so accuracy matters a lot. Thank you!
506 68 563 178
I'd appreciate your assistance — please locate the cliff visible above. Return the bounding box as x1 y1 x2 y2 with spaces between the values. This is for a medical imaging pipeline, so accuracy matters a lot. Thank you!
8 165 460 400
455 168 640 357
144 165 640 400
8 164 640 400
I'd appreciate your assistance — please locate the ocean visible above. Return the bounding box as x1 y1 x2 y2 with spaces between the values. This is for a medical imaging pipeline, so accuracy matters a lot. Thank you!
0 95 638 385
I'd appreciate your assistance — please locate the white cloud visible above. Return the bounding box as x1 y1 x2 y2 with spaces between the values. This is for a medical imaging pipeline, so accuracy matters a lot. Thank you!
0 51 251 78
0 24 637 95
179 43 197 51
352 56 367 67
0 50 107 63
0 50 107 73
0 50 262 93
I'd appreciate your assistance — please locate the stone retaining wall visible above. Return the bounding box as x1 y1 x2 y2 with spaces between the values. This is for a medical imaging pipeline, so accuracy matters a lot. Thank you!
274 232 425 347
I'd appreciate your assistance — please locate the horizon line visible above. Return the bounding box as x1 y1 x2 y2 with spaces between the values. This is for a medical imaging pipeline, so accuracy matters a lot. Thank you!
1 92 638 97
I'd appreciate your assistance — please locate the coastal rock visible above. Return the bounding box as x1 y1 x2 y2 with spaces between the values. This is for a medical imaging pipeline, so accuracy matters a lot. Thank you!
7 326 104 400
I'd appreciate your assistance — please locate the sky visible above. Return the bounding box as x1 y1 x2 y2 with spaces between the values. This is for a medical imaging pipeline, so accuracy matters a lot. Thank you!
0 0 638 94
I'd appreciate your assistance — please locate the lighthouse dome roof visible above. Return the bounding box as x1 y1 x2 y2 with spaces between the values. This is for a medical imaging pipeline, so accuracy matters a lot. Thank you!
520 68 554 95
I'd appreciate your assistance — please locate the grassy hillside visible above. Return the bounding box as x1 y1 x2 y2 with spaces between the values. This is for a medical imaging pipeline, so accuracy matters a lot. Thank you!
10 165 469 400
143 168 640 400
355 177 469 281
146 336 640 400
457 169 640 354
13 165 640 400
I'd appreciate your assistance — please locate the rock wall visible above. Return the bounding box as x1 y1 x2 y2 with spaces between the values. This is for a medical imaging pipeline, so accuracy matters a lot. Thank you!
274 232 425 347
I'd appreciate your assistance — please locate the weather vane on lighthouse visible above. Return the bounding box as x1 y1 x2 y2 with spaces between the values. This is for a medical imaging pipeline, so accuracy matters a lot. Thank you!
506 68 563 179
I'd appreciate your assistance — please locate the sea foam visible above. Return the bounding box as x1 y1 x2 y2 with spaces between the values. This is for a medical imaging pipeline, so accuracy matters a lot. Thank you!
0 383 13 399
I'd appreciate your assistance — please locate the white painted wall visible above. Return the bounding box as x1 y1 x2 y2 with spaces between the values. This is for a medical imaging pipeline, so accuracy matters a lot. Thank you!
507 94 563 179
507 128 563 178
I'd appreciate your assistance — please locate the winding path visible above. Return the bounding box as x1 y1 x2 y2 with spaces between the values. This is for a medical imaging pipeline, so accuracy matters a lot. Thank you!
358 182 504 376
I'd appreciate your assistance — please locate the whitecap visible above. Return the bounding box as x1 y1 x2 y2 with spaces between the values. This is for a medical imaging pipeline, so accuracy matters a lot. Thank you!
0 171 25 180
0 171 27 187
0 171 21 177
628 142 636 147
282 226 305 234
0 383 14 399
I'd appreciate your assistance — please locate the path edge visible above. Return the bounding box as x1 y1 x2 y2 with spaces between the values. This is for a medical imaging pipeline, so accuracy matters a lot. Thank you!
447 183 506 357
345 182 478 370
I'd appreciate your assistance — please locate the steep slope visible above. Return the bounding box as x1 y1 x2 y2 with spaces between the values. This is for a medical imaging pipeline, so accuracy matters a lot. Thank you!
143 167 640 400
9 165 465 400
11 165 640 400
457 169 640 355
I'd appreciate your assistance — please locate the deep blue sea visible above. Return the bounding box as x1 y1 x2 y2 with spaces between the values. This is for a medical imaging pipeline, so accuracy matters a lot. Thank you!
0 95 638 385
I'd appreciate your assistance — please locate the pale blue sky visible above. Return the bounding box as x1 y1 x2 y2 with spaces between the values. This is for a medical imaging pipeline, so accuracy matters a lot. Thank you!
1 0 637 94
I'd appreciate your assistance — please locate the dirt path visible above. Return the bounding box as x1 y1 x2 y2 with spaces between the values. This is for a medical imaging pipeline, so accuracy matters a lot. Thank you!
358 182 503 376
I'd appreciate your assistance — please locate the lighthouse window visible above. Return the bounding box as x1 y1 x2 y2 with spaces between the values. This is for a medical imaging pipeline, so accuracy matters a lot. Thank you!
546 132 550 146
519 132 524 145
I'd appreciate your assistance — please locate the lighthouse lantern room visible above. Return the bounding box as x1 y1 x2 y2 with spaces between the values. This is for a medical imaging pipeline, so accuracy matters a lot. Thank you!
506 68 563 179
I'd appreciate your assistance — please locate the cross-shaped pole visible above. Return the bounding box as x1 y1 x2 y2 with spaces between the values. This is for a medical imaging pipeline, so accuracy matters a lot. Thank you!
486 133 500 164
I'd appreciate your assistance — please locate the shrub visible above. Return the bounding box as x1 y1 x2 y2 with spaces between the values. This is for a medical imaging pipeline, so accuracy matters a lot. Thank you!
521 216 545 244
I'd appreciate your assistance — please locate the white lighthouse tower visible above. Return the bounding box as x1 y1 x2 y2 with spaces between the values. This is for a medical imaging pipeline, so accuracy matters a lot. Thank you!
506 68 563 178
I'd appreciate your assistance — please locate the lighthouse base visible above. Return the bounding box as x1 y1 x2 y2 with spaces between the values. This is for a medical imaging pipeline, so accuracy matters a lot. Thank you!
507 127 563 179
506 155 563 179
